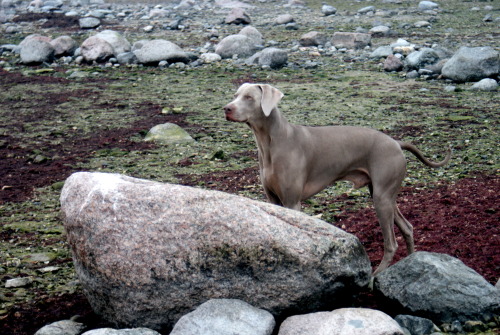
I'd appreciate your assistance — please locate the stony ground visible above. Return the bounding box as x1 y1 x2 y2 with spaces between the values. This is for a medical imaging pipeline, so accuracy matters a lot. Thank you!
0 0 499 334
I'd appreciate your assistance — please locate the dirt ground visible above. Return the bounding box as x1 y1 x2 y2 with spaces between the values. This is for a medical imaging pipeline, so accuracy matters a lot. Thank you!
1 66 498 333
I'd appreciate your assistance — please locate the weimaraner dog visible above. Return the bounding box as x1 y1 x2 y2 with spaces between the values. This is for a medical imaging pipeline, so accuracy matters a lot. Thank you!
223 83 451 274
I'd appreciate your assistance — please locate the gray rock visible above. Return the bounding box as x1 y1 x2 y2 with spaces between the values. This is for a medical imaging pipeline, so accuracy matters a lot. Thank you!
144 123 194 144
238 26 263 45
299 31 327 47
369 25 391 37
199 52 221 63
20 39 55 64
215 34 259 59
395 315 435 335
82 328 160 335
5 277 33 288
414 20 431 28
35 320 86 335
405 48 439 70
374 251 500 324
116 52 137 65
50 36 78 56
370 45 393 59
60 172 371 331
331 32 371 50
278 308 405 335
442 46 499 82
247 47 288 69
79 17 101 29
358 6 375 15
321 5 336 16
170 299 275 335
275 14 294 25
94 30 131 55
469 78 498 91
418 1 439 11
133 40 189 64
80 36 114 63
225 7 251 24
406 70 419 79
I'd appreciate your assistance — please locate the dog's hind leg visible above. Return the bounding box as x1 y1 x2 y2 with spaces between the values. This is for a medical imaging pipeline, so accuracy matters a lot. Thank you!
394 206 415 255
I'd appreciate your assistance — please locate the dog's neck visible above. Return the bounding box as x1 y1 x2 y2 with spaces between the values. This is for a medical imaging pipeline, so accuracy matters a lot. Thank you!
247 107 291 165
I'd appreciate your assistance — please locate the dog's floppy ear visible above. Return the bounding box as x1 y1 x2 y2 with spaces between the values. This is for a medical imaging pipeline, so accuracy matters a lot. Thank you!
259 84 284 116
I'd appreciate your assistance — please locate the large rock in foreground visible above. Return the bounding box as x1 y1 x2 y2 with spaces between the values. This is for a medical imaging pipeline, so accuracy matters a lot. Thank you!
60 172 371 331
374 252 500 324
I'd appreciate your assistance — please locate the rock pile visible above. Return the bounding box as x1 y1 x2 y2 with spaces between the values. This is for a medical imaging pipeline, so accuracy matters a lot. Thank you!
1 0 498 87
53 172 500 335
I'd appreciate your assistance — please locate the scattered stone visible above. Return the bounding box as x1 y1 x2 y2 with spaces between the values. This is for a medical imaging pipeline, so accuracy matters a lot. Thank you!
133 40 189 65
20 38 55 64
299 31 327 47
5 277 33 288
170 299 275 335
278 308 405 335
28 252 57 263
374 251 500 324
94 30 131 55
116 52 137 65
369 25 391 37
321 5 336 16
225 7 251 25
469 78 498 91
238 25 263 45
200 52 221 63
215 34 259 59
331 32 371 50
79 17 101 29
35 320 86 335
395 315 436 335
144 123 194 144
418 1 439 11
38 266 61 273
358 6 376 15
80 36 114 63
275 14 294 25
50 36 78 57
405 48 440 70
441 46 500 82
414 20 431 28
370 45 393 59
246 47 288 69
390 38 412 48
384 54 403 72
60 172 371 330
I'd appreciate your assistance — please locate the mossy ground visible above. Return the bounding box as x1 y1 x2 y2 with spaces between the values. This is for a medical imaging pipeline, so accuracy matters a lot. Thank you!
0 0 498 333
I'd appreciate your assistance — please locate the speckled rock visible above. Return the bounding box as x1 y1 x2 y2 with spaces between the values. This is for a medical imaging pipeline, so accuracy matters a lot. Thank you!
60 172 371 331
278 308 405 335
170 299 275 335
374 252 500 324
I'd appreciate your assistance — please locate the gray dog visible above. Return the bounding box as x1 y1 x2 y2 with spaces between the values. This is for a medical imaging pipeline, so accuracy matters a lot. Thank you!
224 83 451 274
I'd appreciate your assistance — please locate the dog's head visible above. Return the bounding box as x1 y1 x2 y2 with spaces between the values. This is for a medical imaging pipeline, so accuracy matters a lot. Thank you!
223 83 284 122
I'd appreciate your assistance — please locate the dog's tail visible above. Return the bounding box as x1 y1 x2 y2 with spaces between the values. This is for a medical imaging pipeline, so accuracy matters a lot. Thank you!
398 141 451 168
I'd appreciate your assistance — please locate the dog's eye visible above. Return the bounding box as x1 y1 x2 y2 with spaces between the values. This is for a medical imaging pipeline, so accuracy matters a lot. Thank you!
244 95 253 100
